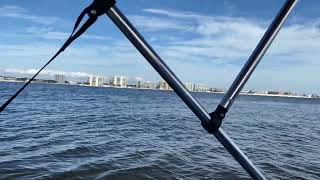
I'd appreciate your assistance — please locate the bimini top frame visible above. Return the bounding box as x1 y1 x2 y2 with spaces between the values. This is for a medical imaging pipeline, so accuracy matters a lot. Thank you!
0 0 298 179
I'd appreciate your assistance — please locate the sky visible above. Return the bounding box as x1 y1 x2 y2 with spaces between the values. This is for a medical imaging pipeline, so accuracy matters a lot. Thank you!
0 0 319 94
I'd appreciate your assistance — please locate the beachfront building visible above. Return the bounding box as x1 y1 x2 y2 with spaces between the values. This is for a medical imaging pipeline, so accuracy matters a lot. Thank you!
194 84 208 92
308 94 320 98
111 76 128 87
184 83 195 92
16 77 29 82
159 80 170 90
266 91 292 95
54 74 65 84
88 76 104 87
137 81 157 89
4 77 16 81
209 88 225 93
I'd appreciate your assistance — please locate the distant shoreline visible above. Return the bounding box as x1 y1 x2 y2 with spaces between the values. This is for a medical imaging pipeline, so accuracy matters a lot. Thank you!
0 80 318 99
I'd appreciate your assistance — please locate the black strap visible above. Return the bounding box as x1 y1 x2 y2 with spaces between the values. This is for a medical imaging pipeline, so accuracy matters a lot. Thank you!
0 7 97 113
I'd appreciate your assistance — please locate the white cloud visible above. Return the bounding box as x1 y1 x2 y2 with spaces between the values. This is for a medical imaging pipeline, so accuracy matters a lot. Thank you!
0 6 319 93
140 8 320 67
24 26 111 40
126 8 320 93
1 68 94 78
128 15 192 32
144 8 208 20
0 5 110 41
0 5 60 25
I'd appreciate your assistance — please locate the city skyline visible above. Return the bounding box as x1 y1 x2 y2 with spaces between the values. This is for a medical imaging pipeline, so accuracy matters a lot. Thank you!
0 67 319 95
3 73 320 99
2 71 319 98
0 0 319 94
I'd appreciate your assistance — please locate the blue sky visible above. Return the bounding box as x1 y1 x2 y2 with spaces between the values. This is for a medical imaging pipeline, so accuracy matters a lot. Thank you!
0 0 319 94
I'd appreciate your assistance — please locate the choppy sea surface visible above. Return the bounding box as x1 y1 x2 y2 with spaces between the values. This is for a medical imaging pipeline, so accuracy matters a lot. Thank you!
0 82 319 180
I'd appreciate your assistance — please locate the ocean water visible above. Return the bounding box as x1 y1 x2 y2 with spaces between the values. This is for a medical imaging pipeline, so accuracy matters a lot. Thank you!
0 82 319 180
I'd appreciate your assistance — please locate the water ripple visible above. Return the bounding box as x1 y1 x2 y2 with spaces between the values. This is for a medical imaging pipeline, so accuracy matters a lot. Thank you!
0 82 320 179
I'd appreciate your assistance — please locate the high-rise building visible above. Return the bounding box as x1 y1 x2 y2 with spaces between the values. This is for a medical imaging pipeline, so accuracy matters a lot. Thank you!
88 76 104 87
54 74 65 84
111 76 128 87
184 83 195 92
137 81 156 89
194 84 208 92
209 88 225 93
159 80 170 90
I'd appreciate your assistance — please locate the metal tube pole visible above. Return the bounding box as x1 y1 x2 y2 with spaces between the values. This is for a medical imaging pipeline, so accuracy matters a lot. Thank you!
219 0 297 110
107 6 209 124
106 6 266 180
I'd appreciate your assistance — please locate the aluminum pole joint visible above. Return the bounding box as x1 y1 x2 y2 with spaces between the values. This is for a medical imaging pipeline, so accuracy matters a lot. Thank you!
202 105 228 133
87 0 116 17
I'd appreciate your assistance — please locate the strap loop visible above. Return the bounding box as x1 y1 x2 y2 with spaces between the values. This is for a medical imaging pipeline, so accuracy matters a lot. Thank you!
0 0 117 113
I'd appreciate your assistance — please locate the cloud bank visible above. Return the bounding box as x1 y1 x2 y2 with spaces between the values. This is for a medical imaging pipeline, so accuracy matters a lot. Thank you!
0 5 60 25
0 4 319 93
1 68 94 78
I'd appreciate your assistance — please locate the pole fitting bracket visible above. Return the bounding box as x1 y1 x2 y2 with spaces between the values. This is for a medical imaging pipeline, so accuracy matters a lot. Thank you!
202 105 228 133
87 0 116 18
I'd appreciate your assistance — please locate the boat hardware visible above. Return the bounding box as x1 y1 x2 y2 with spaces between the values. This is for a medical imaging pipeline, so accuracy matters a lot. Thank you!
0 0 298 179
0 0 116 112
